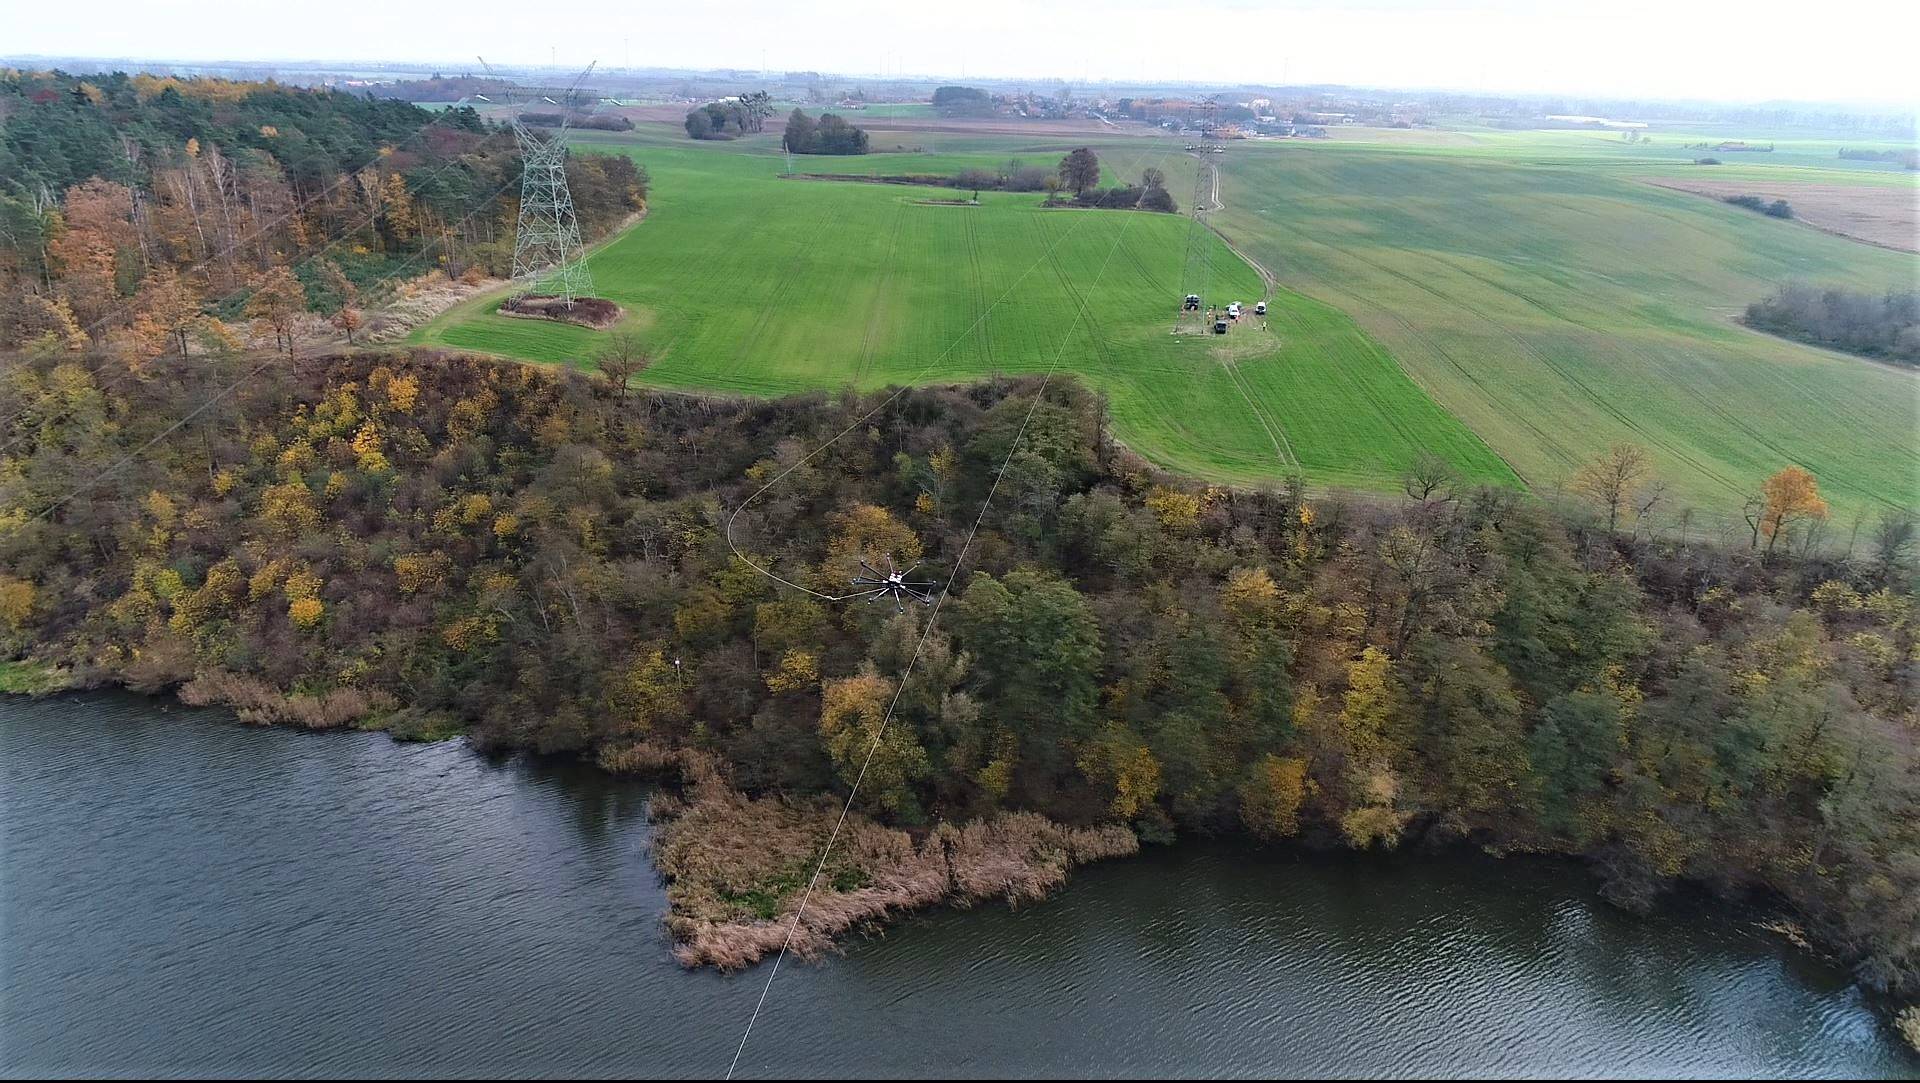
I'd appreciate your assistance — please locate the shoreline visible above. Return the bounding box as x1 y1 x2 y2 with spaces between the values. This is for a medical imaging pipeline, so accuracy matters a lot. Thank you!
634 745 1138 970
7 675 1918 1053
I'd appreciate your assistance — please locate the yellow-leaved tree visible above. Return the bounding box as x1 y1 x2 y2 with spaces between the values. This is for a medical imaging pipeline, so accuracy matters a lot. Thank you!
1078 723 1163 820
823 503 923 588
1240 754 1312 840
819 667 929 815
1337 647 1410 848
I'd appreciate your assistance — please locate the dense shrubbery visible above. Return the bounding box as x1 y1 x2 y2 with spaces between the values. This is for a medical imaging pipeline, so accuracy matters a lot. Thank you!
1746 283 1920 364
1068 185 1178 212
1724 193 1794 218
573 115 635 132
2 348 1915 991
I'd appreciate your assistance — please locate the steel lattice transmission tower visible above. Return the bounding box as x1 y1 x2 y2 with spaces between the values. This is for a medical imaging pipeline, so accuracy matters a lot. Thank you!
509 124 593 306
479 58 597 308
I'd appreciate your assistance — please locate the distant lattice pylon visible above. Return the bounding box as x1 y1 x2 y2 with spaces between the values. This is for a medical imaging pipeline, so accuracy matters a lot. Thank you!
480 57 597 308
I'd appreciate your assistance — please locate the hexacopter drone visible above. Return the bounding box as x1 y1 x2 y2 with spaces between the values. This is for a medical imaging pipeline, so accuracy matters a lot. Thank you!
848 556 939 612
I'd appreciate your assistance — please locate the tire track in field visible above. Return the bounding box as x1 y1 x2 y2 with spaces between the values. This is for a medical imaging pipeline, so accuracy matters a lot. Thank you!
853 200 907 385
729 194 851 378
1034 212 1115 371
1118 223 1167 298
1191 155 1305 475
1292 224 1743 498
1450 194 1815 476
963 206 997 372
1221 351 1301 473
1064 147 1289 475
1261 229 1546 484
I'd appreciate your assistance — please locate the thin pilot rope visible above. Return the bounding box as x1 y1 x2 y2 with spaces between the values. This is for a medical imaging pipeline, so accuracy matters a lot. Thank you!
724 164 1160 1078
720 142 1173 603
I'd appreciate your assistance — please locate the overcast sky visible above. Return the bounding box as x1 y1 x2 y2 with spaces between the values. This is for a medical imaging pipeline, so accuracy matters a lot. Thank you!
4 0 1916 105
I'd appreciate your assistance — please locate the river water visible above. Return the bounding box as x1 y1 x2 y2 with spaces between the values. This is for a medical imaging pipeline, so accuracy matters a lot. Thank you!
4 693 1915 1079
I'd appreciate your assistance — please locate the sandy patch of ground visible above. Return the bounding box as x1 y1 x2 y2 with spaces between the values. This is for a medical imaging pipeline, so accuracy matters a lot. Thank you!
1647 178 1919 253
363 273 511 344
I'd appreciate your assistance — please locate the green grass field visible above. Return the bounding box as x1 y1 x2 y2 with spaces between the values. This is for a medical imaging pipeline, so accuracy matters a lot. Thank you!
415 131 1514 489
1212 137 1918 518
417 121 1918 515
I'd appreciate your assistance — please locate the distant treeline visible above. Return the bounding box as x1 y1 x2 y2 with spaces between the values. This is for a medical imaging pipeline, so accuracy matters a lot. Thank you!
518 112 634 132
1724 194 1794 218
783 109 868 155
1839 147 1920 170
361 75 508 103
1746 283 1920 365
939 151 1175 212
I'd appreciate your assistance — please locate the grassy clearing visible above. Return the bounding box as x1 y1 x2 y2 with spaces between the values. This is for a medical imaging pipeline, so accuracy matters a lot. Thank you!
0 659 73 695
415 132 1513 490
1214 137 1919 518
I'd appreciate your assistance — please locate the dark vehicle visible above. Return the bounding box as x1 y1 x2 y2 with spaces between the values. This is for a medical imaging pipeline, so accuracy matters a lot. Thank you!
1213 319 1229 334
1184 294 1202 311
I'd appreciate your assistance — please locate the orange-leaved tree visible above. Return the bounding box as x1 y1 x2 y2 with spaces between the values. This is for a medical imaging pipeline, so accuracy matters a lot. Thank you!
1748 465 1829 557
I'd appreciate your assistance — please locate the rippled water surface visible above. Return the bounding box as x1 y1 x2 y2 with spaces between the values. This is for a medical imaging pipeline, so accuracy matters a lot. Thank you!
4 693 1916 1078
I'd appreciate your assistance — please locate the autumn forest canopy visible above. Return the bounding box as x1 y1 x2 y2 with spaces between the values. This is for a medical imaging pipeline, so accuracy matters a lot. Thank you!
0 69 645 358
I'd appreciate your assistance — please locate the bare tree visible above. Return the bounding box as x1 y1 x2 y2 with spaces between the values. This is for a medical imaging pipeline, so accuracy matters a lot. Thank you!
1402 450 1458 506
1630 480 1668 541
594 331 652 410
1571 443 1653 535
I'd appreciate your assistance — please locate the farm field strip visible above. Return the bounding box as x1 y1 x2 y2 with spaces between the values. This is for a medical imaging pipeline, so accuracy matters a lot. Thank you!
1214 138 1918 517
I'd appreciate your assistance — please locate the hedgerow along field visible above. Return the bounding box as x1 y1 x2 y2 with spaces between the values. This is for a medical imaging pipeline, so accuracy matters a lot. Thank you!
414 131 1515 490
1213 134 1919 520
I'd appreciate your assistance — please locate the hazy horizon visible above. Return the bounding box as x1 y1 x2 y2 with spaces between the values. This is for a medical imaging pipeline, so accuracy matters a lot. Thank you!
5 0 1917 109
